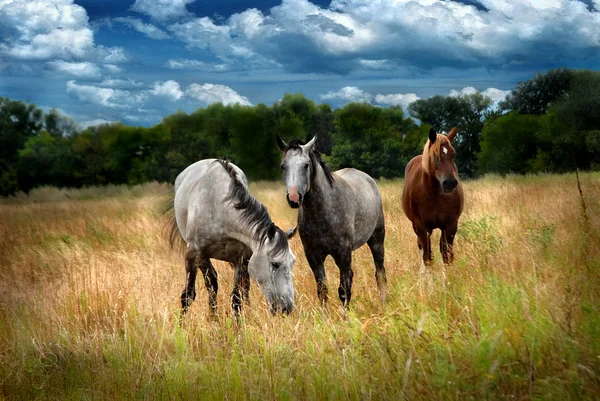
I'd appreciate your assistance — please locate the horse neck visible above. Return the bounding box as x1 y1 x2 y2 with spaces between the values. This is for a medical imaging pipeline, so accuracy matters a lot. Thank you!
302 161 332 211
228 221 264 253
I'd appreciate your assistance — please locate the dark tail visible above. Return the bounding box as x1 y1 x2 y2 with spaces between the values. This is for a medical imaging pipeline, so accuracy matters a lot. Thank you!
159 197 186 250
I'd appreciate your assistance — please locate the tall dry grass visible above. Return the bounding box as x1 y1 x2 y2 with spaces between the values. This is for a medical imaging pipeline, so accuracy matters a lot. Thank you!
0 173 599 400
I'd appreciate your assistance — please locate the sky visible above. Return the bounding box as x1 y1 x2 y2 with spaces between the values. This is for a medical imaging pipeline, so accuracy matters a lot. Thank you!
1 0 599 128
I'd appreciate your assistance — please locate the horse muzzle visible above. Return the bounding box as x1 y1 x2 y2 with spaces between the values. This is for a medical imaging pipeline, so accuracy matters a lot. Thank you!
442 178 458 193
270 299 294 315
286 192 302 208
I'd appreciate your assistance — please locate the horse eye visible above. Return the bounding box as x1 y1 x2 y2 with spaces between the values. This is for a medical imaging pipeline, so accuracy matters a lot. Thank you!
303 164 309 170
281 164 286 170
271 262 281 269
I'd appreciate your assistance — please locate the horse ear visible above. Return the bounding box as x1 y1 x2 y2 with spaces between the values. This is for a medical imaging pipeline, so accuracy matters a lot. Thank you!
276 134 287 151
428 128 437 143
303 136 317 152
447 127 457 142
268 223 276 240
285 226 298 239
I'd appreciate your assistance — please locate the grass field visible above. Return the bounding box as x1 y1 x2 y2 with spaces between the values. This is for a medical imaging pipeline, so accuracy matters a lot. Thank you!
1 173 599 400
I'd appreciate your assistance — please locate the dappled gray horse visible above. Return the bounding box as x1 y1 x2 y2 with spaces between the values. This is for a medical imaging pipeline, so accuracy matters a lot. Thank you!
277 136 387 307
167 159 297 316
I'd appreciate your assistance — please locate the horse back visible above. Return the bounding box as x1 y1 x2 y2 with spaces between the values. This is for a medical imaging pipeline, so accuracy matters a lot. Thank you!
333 168 384 248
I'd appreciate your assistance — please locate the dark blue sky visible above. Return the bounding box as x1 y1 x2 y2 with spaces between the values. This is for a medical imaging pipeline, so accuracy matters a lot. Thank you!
1 0 599 127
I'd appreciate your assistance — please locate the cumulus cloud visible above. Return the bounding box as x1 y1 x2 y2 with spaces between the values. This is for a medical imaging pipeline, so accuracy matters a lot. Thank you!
47 61 101 78
150 80 183 100
131 0 195 21
185 83 252 106
321 86 373 103
0 0 129 69
66 80 135 109
99 78 145 89
0 0 93 59
375 93 421 108
449 86 511 102
166 59 231 72
66 80 252 119
113 17 170 40
320 86 421 109
162 0 600 74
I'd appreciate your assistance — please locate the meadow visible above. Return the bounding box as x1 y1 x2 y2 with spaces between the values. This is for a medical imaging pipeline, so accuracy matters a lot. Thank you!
0 173 599 400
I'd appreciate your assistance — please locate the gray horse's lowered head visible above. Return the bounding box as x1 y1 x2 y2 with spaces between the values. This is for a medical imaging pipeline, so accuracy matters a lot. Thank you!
171 159 297 316
215 160 297 314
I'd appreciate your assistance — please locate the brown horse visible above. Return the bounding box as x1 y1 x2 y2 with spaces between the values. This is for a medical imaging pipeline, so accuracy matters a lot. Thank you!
402 127 464 265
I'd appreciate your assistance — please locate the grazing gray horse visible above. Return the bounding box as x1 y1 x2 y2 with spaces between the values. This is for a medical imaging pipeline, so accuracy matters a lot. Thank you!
167 159 297 316
277 136 387 307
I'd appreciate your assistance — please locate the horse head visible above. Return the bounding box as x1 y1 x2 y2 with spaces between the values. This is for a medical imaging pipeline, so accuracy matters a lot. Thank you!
423 127 459 193
248 223 297 314
277 135 317 208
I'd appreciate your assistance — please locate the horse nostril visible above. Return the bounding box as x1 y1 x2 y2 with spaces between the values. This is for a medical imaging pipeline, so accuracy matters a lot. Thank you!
443 179 457 190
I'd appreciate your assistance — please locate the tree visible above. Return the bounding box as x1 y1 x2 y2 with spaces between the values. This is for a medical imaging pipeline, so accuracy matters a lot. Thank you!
0 97 44 195
500 67 574 115
478 112 542 174
331 103 422 178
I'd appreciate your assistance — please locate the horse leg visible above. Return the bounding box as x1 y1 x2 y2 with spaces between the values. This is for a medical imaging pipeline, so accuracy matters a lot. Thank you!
231 258 251 315
198 258 219 316
181 249 199 316
367 225 387 304
416 225 433 266
440 223 458 264
306 252 328 304
333 250 353 308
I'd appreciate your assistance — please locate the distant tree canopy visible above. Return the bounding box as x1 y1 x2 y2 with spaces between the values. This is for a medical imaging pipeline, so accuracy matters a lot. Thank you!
478 68 600 174
1 68 599 196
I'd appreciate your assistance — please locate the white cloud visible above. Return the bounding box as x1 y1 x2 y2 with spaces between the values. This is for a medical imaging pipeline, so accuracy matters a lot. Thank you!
3 28 94 60
131 0 195 21
375 93 421 108
47 61 101 78
163 0 600 74
321 86 421 109
166 59 230 72
103 64 122 73
151 80 183 100
185 83 252 106
113 17 170 40
99 78 145 89
481 88 512 103
449 86 511 102
320 86 373 103
0 0 95 60
66 80 134 109
99 47 129 63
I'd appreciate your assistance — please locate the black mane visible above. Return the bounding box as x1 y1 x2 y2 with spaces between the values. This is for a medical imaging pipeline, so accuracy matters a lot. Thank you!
284 139 335 186
217 160 288 255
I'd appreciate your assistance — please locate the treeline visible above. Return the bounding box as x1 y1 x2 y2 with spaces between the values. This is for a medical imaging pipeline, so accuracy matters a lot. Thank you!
1 68 599 196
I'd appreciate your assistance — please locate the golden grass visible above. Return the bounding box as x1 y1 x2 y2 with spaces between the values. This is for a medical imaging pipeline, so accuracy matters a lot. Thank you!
0 173 599 400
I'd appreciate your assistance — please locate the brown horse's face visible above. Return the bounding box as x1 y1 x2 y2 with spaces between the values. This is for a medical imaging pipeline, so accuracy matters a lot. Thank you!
427 128 459 193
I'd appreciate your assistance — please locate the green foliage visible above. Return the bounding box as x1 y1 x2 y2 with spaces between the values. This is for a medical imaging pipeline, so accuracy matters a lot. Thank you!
2 67 600 196
330 103 422 178
500 67 574 115
483 68 600 174
478 112 542 174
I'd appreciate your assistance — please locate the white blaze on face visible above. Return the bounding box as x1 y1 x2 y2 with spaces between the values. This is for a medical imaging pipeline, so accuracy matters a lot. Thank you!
443 146 448 155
